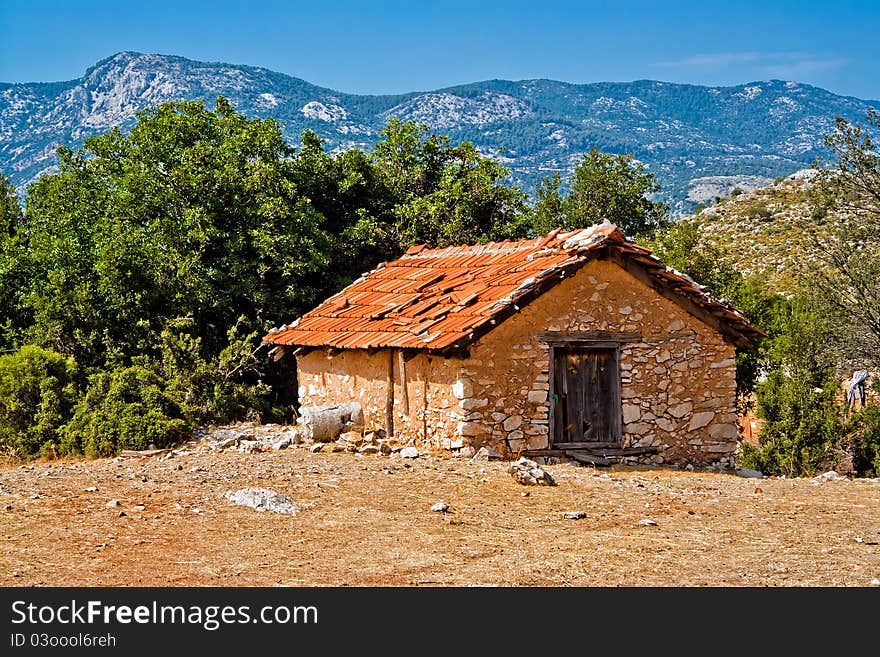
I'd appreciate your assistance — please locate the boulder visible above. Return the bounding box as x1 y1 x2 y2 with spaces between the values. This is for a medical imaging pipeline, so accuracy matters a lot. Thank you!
508 458 556 486
399 446 420 459
297 402 363 442
222 488 299 515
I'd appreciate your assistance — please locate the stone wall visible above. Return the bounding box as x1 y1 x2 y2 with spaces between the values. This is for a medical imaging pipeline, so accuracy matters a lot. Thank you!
295 257 740 465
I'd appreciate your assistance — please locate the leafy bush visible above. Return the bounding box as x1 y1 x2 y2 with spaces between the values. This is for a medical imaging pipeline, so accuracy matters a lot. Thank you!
0 345 78 458
842 406 880 476
59 364 190 457
750 372 843 477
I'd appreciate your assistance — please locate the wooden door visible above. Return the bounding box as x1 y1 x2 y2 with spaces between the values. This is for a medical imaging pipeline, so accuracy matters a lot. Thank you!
552 347 622 446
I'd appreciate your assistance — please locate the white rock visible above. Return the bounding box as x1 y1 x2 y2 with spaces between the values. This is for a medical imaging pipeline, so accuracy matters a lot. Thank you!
431 502 450 513
222 488 299 515
562 511 586 520
309 443 323 453
813 470 845 485
471 446 502 461
105 499 120 508
399 446 420 459
638 518 658 526
272 435 292 450
508 457 555 486
735 468 764 479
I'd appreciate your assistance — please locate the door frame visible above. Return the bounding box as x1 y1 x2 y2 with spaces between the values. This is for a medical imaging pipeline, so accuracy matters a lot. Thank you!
541 331 639 448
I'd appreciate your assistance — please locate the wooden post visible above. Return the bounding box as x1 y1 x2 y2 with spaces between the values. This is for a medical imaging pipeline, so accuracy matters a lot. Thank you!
397 349 409 416
385 349 395 438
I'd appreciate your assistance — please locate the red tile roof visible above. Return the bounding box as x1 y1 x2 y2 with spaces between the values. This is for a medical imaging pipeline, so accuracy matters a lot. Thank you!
265 222 766 352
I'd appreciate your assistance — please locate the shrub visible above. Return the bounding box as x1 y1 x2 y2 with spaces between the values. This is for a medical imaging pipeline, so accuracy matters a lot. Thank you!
59 364 190 457
842 406 880 477
745 203 773 221
0 345 78 458
750 372 843 476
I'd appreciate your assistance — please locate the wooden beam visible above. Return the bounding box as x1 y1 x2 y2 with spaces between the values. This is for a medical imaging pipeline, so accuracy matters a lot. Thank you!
397 349 409 415
385 349 395 438
268 345 293 361
552 441 622 449
580 446 660 457
564 451 613 466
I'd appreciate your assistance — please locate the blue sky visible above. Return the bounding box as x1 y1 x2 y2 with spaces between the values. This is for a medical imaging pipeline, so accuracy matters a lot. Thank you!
1 0 878 99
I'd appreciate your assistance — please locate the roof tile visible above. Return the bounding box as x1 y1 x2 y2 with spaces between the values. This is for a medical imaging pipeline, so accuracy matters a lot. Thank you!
265 222 766 351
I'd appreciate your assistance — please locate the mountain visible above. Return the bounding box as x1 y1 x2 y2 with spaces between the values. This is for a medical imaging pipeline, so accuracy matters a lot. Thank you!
1 51 878 214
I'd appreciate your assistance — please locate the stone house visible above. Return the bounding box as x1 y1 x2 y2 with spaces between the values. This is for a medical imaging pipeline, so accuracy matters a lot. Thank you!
264 222 765 466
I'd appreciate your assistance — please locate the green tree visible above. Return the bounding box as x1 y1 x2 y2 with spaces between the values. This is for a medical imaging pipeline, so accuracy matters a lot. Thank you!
20 97 331 374
371 119 529 249
0 345 78 458
0 174 28 350
741 296 844 477
531 147 669 238
808 110 880 368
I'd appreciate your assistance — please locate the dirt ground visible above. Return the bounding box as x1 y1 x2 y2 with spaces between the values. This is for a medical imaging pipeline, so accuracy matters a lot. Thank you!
2 437 879 587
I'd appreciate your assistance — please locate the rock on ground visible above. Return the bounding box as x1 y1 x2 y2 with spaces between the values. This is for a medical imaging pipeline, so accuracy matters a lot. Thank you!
222 488 299 515
399 446 420 459
508 458 556 486
813 471 846 485
736 468 764 479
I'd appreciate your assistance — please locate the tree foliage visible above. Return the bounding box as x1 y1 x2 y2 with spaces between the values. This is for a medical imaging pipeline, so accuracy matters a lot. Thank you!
531 147 669 238
0 345 78 458
808 111 880 369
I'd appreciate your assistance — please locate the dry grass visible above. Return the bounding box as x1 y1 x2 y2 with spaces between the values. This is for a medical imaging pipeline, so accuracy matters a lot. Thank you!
2 444 879 587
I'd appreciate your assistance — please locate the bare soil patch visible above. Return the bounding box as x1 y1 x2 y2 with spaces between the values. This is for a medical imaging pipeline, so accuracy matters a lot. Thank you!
2 438 879 587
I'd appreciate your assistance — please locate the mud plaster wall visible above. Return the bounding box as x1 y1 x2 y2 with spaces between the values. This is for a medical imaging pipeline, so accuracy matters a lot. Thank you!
296 258 739 464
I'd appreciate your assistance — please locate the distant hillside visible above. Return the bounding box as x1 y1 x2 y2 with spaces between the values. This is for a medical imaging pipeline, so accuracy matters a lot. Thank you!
687 170 842 292
2 51 878 213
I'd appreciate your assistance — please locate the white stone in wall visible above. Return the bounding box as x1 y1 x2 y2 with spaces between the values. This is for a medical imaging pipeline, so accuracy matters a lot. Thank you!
702 443 737 453
619 306 632 315
459 423 489 437
656 350 671 363
710 358 736 369
527 390 547 403
503 415 523 431
452 379 473 399
655 418 675 432
526 435 549 450
669 402 693 418
460 398 489 410
708 424 739 441
625 422 653 434
622 404 641 424
524 425 549 435
688 411 715 431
